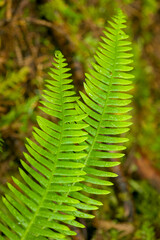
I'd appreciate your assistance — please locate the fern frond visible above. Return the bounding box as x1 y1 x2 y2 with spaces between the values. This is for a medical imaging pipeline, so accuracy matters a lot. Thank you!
68 9 134 214
0 51 88 240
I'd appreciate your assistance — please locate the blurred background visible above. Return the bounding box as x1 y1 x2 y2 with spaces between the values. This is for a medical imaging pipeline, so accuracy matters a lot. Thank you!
0 0 160 239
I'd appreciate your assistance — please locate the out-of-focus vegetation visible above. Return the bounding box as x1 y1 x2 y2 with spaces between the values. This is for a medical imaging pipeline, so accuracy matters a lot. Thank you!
0 0 160 239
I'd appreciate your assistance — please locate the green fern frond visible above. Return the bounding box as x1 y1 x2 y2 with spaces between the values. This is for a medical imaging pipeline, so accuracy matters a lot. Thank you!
68 9 134 213
0 51 88 240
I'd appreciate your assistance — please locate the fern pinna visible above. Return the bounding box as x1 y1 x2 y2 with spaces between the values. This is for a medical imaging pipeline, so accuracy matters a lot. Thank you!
68 9 134 213
0 9 134 240
0 51 88 239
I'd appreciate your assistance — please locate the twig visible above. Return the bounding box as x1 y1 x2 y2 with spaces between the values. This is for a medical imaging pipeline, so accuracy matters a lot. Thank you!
93 219 134 237
6 0 12 21
26 17 53 28
14 39 23 66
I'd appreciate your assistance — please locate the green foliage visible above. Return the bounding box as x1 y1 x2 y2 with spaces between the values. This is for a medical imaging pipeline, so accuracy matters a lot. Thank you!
109 229 119 240
0 96 39 132
0 10 133 240
40 0 83 25
135 221 156 240
130 180 160 239
133 43 160 168
0 67 29 101
0 67 39 135
131 180 160 226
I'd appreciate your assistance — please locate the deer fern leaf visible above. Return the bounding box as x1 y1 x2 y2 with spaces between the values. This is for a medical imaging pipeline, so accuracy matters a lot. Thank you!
0 51 88 240
68 9 134 215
